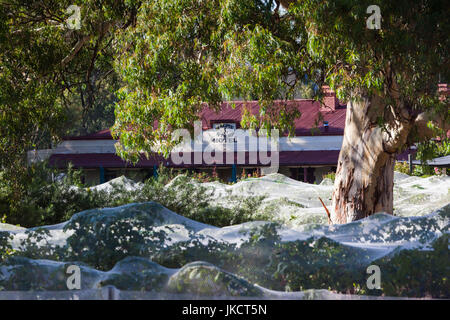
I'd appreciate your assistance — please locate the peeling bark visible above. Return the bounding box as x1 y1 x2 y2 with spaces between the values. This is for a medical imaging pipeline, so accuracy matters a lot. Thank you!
331 94 411 223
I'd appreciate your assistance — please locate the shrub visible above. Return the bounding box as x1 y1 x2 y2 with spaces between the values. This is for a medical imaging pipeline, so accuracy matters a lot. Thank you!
322 172 336 182
394 161 411 175
135 171 267 227
0 231 14 263
394 161 447 177
0 163 268 228
0 162 135 227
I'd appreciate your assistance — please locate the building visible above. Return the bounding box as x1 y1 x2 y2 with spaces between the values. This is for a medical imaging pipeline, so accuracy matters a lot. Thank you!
28 86 427 185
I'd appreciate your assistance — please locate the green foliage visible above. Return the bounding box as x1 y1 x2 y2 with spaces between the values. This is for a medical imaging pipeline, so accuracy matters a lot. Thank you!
1 1 448 220
112 0 449 161
188 193 269 227
156 223 449 297
64 203 169 270
0 162 121 227
322 172 336 182
0 162 267 228
111 0 311 161
412 165 434 177
394 161 411 175
154 223 374 294
0 231 14 263
98 257 170 291
1 1 448 215
416 138 450 165
1 205 448 297
134 167 269 227
374 234 450 298
0 0 138 200
167 261 263 297
395 138 449 176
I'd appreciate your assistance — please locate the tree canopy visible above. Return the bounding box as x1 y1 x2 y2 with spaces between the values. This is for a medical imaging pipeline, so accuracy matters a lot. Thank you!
2 0 448 164
0 0 136 195
112 0 449 161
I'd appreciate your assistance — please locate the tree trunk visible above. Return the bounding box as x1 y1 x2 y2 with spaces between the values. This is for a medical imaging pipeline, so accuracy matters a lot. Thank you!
331 94 410 224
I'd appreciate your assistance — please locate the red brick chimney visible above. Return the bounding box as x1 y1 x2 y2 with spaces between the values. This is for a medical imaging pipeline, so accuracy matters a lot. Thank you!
437 84 450 139
438 83 449 101
320 85 339 111
319 84 447 109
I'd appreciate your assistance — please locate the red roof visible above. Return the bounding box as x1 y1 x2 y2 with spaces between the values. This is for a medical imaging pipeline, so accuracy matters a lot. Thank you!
64 129 113 140
64 100 347 140
53 100 349 168
200 100 346 136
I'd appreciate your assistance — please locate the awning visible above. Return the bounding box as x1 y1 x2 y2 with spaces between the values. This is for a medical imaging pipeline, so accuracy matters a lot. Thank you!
49 150 342 169
412 155 450 167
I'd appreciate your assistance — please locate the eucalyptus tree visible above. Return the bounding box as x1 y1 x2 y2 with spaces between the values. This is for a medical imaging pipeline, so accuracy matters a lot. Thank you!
113 0 448 223
0 0 137 198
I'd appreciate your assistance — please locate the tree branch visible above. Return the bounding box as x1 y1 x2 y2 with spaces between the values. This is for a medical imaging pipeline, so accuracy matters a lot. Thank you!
60 35 91 68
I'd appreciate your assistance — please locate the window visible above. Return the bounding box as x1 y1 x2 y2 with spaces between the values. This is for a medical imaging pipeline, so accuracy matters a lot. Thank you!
290 168 305 182
105 170 117 182
298 169 305 182
212 123 237 143
212 123 236 130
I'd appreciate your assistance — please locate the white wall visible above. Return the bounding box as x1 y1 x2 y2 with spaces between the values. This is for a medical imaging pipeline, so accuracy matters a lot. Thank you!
175 129 343 152
51 140 117 154
50 133 342 155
